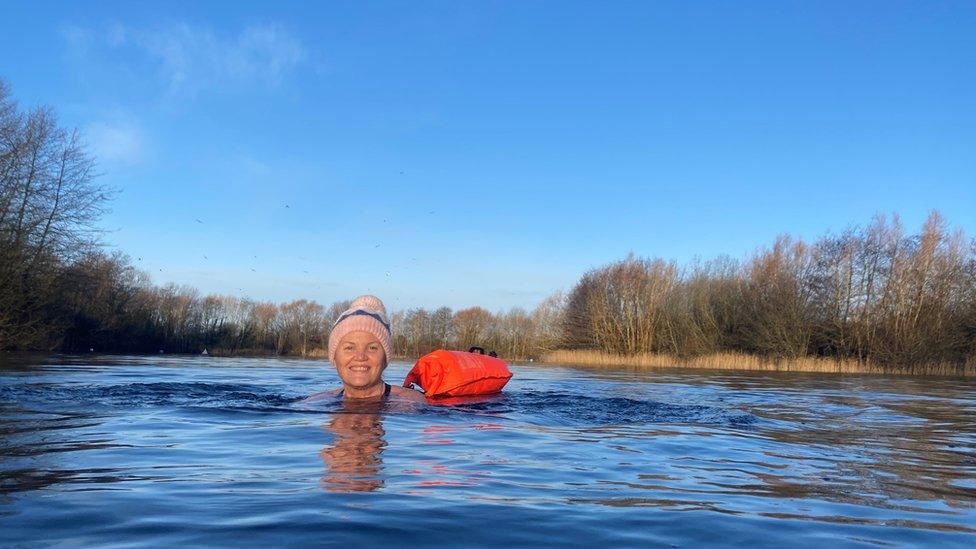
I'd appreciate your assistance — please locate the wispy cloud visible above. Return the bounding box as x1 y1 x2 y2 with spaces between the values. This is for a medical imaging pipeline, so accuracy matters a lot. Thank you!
62 21 306 96
85 113 145 165
61 24 95 49
236 155 273 177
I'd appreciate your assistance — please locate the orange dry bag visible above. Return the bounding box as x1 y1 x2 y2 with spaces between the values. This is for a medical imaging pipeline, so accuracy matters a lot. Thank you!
403 350 513 398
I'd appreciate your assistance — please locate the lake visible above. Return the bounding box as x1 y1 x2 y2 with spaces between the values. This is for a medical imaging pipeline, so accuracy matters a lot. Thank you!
2 355 974 547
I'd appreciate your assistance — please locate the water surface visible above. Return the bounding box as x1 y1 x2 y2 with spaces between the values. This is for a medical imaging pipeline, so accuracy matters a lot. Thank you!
2 355 974 547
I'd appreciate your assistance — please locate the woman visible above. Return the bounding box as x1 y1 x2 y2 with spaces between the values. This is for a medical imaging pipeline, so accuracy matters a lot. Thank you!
314 295 426 402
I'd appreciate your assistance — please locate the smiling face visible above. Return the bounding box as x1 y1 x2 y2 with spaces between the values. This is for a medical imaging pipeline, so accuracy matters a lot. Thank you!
333 330 388 394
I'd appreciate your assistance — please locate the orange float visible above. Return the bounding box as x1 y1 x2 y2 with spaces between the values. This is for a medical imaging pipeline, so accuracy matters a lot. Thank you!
403 349 513 398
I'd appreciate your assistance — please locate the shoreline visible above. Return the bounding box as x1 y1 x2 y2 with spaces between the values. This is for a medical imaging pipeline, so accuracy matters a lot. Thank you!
538 350 975 378
4 349 973 378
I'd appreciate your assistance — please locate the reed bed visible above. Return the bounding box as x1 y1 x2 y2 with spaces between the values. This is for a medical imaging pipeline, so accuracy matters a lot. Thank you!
304 348 330 359
541 349 975 377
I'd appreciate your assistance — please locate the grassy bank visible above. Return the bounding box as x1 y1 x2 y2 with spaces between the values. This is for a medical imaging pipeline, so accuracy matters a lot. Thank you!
203 348 328 359
541 349 975 377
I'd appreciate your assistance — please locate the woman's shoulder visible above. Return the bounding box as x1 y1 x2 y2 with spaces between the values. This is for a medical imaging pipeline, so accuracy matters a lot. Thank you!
389 384 427 402
300 388 341 403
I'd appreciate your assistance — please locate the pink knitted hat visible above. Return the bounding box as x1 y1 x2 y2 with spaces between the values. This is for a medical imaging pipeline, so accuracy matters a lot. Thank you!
328 295 392 364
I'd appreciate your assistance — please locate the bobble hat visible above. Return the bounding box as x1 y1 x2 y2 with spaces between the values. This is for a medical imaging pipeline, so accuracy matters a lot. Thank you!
328 295 392 364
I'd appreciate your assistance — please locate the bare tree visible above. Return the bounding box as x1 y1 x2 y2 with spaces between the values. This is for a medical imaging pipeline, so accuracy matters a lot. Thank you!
453 307 493 351
0 79 109 349
531 290 565 356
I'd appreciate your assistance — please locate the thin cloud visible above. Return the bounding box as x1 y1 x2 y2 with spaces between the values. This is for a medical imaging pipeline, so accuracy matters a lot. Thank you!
232 154 273 177
60 24 95 49
64 22 306 96
85 115 145 165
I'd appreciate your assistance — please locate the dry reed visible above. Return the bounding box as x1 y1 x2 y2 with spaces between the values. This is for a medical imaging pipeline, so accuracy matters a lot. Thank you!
304 348 330 359
541 349 974 377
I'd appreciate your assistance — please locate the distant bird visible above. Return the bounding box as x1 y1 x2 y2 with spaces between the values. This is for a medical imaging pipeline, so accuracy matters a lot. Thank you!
285 204 290 208
203 255 208 260
399 171 404 175
137 257 142 261
302 270 309 274
428 210 435 214
250 268 256 272
374 244 381 248
385 271 391 277
196 218 204 224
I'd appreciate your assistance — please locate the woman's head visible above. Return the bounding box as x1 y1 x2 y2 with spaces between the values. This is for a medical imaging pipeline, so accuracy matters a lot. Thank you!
329 295 392 389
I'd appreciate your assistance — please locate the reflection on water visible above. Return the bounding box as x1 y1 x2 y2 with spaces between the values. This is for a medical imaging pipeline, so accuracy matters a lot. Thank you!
0 409 131 496
320 400 387 493
1 354 975 546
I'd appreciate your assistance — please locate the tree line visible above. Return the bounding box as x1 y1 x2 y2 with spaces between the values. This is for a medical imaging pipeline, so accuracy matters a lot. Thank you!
2 79 974 369
18 248 565 359
562 213 975 369
7 210 972 369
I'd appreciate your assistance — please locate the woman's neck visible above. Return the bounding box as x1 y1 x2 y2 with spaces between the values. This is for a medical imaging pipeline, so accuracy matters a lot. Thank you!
342 381 386 399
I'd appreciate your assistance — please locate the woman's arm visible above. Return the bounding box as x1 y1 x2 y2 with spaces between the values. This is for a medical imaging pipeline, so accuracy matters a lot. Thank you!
390 385 427 402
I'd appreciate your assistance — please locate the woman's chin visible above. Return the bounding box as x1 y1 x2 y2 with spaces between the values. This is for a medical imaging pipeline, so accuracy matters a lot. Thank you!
341 373 379 388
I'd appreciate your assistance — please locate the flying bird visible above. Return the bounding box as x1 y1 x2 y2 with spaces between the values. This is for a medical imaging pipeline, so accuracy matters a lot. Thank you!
196 218 204 224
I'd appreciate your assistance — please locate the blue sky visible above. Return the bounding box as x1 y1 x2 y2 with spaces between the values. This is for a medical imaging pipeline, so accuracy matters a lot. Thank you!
2 1 973 311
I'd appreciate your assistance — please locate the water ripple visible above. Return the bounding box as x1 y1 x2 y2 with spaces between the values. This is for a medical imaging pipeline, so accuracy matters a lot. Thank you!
1 355 975 547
